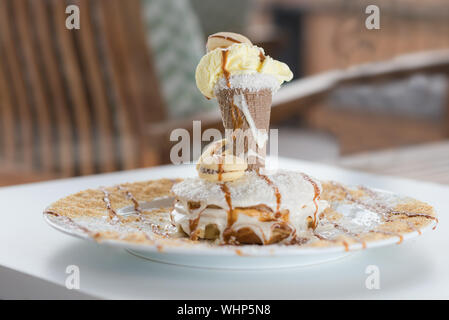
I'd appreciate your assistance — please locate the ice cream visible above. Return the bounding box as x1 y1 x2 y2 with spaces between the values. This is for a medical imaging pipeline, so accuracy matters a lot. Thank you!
196 32 293 99
195 32 293 170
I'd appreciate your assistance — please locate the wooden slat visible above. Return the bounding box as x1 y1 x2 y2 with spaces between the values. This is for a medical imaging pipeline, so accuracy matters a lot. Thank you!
103 0 144 168
30 0 75 176
14 0 54 172
51 0 94 175
0 0 34 169
71 0 117 172
0 50 16 163
0 161 59 186
94 0 138 170
123 0 166 123
120 0 166 167
0 0 164 179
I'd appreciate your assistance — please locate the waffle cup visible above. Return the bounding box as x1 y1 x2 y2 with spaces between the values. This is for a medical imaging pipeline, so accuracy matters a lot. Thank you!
216 87 272 171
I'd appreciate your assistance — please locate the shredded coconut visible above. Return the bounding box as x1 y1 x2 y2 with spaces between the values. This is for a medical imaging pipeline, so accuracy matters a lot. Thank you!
171 170 323 213
214 74 280 94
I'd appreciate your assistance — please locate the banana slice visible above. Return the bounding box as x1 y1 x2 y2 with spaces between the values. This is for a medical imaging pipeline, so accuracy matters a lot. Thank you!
197 139 247 182
206 32 252 52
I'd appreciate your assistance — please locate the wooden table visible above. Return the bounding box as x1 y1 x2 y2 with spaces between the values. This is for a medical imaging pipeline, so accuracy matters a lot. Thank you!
338 141 449 185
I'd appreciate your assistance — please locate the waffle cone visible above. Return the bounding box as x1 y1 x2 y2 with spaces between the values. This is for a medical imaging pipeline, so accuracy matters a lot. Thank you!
216 87 272 170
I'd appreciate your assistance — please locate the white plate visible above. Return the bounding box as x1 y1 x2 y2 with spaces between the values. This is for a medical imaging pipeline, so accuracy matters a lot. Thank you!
44 184 437 270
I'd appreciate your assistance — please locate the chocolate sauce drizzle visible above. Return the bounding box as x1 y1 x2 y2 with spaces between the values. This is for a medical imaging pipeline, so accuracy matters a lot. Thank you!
117 185 143 217
104 185 169 238
333 222 367 249
45 210 93 235
389 210 438 230
340 181 437 230
323 181 436 248
101 187 120 222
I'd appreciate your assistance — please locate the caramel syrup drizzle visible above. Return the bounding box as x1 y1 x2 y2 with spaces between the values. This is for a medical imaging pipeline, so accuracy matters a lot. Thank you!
300 173 320 229
189 214 202 240
254 171 302 243
256 171 282 215
209 141 226 182
220 42 266 88
220 184 276 245
230 101 244 131
220 183 236 244
221 50 231 88
406 221 422 235
312 230 350 251
370 230 404 244
209 34 243 44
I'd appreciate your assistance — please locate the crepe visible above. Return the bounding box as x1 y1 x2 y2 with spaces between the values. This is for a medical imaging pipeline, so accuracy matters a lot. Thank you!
171 170 328 244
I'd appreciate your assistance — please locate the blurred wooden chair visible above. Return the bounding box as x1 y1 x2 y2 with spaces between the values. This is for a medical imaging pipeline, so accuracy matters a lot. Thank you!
0 0 448 187
304 51 449 154
0 0 165 185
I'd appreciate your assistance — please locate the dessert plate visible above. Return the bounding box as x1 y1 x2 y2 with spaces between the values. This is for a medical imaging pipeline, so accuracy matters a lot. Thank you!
43 179 437 269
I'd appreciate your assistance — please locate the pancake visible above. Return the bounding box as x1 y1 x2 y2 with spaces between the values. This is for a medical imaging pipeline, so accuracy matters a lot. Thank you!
171 170 329 245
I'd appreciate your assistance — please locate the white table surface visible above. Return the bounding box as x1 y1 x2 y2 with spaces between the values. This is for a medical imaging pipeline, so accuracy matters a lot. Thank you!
0 157 447 299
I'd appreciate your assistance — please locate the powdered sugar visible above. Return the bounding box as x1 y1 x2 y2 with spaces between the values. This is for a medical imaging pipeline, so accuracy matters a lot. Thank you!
214 74 280 94
172 170 325 214
171 170 329 240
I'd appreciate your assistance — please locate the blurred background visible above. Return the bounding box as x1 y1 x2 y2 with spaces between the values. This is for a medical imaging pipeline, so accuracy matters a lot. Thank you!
0 0 448 186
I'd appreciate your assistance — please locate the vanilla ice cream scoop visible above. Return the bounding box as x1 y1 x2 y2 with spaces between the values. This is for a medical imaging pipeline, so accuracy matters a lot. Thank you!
196 33 293 98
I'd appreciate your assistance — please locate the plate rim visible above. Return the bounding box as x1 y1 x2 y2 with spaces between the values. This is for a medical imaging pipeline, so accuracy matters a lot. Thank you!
43 210 436 257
